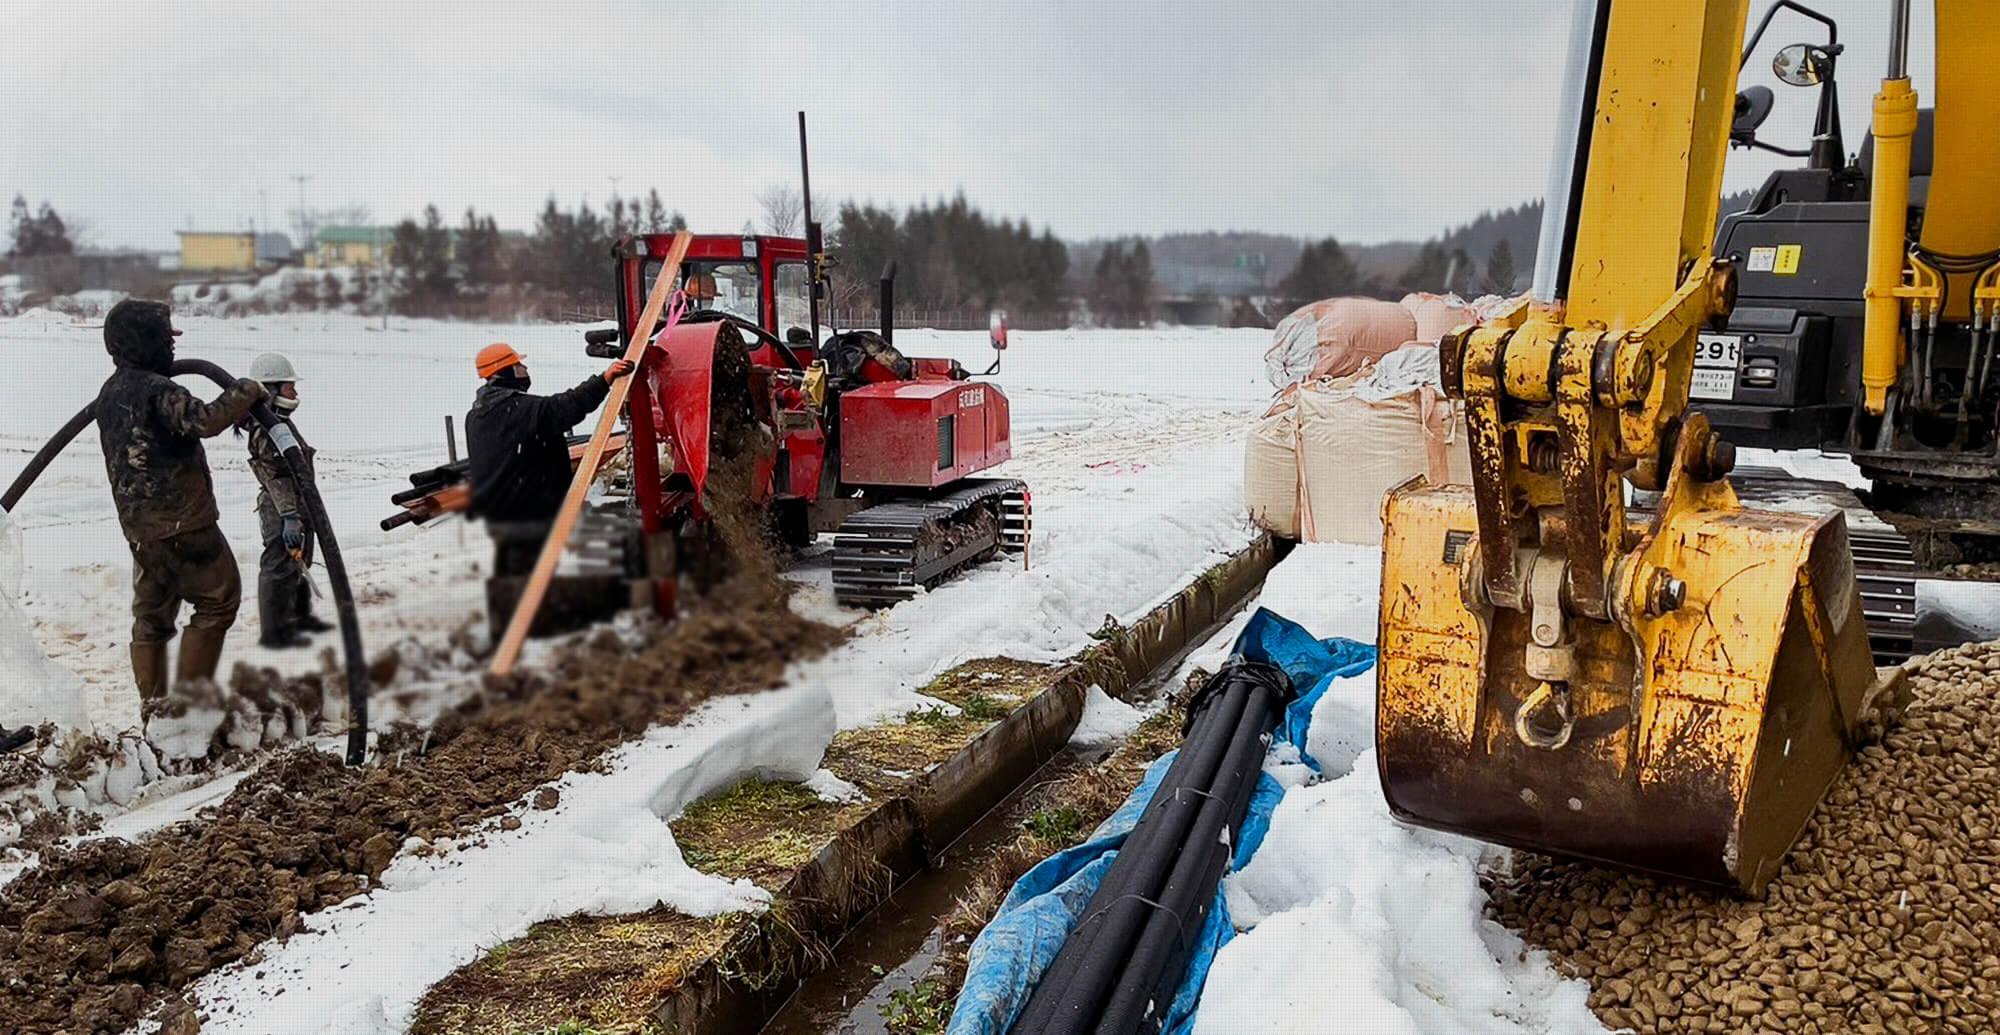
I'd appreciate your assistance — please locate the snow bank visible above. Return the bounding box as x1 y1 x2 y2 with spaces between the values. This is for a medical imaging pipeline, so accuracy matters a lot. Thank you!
1200 757 1605 1035
1068 683 1147 748
170 266 393 317
0 507 90 732
189 682 835 1035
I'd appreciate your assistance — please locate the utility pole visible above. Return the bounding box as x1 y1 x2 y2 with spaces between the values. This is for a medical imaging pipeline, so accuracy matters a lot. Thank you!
290 174 312 259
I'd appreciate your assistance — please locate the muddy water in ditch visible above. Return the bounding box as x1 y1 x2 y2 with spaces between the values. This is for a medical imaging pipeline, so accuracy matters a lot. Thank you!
760 745 1094 1035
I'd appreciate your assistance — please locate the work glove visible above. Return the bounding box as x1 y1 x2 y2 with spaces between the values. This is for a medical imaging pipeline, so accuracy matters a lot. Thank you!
281 514 306 555
602 358 635 383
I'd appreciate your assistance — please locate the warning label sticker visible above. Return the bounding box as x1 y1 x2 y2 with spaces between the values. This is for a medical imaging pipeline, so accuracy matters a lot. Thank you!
1774 244 1802 274
1747 247 1777 272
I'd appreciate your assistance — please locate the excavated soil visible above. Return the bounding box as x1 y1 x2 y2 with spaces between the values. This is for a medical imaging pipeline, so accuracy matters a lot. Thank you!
1485 641 2000 1034
0 434 840 1034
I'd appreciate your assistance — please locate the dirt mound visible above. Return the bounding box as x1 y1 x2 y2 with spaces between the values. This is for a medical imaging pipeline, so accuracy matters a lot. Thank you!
0 446 839 1033
0 637 471 863
1485 642 2000 1033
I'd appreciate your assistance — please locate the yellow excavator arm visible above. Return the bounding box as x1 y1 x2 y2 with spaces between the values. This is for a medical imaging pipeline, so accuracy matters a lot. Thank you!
1861 0 2000 415
1376 0 1880 894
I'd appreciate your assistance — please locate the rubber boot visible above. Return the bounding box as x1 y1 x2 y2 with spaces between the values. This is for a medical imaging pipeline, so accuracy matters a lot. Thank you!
174 626 229 689
131 642 169 701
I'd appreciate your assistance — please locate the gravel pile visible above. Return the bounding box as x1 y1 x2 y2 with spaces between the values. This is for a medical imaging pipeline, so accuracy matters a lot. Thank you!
1486 641 2000 1034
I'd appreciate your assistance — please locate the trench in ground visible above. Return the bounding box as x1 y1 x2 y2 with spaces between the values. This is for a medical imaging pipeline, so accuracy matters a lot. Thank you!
759 619 1242 1035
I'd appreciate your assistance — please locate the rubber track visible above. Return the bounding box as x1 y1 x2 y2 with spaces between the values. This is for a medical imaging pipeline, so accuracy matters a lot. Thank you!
831 478 1030 609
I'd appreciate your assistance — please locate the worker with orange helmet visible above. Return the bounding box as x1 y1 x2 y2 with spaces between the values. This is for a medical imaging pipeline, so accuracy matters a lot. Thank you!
464 343 633 575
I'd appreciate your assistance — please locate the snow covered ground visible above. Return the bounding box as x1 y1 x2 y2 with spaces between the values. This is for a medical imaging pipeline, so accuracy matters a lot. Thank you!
0 311 1280 1031
0 313 1273 732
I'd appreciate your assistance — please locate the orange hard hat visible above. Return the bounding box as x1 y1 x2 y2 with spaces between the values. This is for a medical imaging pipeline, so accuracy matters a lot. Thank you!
476 343 525 379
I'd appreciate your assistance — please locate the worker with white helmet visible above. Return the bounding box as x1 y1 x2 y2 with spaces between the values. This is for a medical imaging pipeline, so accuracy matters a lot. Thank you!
240 352 331 648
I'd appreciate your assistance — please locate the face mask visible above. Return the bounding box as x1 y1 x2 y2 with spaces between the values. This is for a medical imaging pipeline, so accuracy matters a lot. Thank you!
274 395 300 413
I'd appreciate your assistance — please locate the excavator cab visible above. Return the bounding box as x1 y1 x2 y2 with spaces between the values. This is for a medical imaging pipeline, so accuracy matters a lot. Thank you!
1375 0 1890 895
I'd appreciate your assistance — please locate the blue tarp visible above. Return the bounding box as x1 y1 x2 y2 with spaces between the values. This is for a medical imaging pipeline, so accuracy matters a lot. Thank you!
947 608 1375 1035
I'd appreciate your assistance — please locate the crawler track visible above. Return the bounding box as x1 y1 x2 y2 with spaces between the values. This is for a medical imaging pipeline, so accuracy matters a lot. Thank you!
830 479 1030 609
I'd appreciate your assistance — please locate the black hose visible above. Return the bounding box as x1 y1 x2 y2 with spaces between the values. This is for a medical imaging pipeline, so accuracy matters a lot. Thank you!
1013 674 1257 1034
2 361 371 765
2 404 95 512
1096 687 1279 1035
171 359 370 766
1013 661 1292 1035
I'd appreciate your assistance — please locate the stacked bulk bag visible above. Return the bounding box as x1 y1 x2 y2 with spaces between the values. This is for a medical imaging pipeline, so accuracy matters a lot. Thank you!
1243 394 1301 538
1263 297 1417 388
1296 349 1472 545
1244 345 1472 547
1398 291 1478 344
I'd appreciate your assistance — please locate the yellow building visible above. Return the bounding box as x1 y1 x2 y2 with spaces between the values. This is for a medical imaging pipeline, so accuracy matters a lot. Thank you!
309 226 395 269
177 231 257 272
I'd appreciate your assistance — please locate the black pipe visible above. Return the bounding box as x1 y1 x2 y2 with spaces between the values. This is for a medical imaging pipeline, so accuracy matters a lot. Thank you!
2 361 371 765
1095 679 1283 1035
880 260 898 345
799 111 823 348
1013 661 1292 1035
1014 670 1264 1034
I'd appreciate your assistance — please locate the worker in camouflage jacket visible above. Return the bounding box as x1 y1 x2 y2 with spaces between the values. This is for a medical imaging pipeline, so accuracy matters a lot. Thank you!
240 352 332 649
96 299 266 700
465 343 633 575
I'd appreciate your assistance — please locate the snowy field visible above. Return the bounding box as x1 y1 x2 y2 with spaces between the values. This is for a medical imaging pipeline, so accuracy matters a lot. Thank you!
1 311 1282 1031
1 312 1275 731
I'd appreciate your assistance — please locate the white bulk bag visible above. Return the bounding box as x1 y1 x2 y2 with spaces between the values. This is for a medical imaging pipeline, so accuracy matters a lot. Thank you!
1244 397 1301 539
1296 374 1472 546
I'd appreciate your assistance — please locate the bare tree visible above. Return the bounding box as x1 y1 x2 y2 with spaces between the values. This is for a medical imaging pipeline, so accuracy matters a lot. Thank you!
755 183 802 236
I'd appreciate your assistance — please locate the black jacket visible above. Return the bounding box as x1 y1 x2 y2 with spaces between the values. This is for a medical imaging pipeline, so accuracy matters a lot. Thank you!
96 300 262 542
465 374 610 523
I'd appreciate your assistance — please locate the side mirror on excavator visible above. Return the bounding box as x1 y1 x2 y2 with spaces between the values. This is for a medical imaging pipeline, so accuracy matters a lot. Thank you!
1773 42 1827 86
1732 85 1776 145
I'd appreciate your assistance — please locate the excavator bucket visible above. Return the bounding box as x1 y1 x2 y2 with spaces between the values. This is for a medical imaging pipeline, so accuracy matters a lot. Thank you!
1376 480 1878 895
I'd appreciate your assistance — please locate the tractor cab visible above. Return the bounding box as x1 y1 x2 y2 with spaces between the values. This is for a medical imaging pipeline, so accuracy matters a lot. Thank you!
596 233 820 372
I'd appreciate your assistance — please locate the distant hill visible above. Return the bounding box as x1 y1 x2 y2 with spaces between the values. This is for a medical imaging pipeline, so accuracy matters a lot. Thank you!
1073 187 1760 302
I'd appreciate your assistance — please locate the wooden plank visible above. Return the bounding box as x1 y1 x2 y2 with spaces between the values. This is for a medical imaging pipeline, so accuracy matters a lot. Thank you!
489 231 691 676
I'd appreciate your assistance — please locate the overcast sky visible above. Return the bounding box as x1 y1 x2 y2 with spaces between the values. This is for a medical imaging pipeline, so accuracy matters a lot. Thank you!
4 1 1936 252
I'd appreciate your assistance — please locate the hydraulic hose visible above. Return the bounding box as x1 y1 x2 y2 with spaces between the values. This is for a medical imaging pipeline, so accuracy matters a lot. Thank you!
1 360 370 765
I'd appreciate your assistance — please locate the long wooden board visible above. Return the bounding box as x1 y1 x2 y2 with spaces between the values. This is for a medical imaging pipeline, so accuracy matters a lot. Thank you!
489 231 692 676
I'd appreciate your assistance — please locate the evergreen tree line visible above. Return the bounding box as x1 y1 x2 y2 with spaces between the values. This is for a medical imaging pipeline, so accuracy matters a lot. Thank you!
1090 239 1155 328
6 194 75 260
388 189 689 313
831 193 1070 320
1276 233 1521 310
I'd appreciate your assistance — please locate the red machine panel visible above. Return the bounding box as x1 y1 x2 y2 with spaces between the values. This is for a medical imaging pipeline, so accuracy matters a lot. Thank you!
839 380 1012 488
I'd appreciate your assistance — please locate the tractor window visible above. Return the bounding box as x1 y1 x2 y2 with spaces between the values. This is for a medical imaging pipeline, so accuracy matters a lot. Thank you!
640 259 762 325
775 262 812 340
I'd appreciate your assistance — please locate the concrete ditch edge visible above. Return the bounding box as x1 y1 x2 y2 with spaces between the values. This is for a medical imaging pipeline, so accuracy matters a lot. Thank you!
654 533 1282 1035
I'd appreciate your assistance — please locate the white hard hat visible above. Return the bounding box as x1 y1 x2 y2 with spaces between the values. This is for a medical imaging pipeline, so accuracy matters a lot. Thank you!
249 352 300 383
